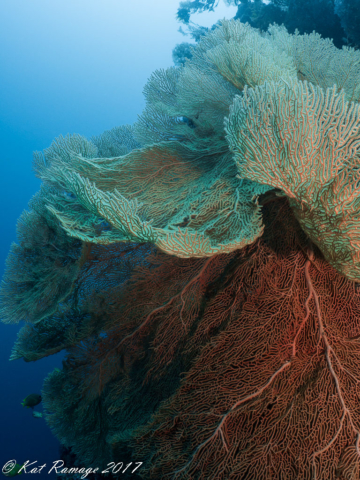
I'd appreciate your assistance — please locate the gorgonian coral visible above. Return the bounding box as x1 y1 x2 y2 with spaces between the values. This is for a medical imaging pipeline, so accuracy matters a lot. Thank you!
2 19 360 479
226 79 360 282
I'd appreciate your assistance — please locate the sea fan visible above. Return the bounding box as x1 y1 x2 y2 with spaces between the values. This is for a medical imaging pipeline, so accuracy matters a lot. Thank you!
2 20 360 479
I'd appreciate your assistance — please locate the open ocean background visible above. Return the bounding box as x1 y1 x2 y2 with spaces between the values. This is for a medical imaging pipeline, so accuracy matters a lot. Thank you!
0 1 237 477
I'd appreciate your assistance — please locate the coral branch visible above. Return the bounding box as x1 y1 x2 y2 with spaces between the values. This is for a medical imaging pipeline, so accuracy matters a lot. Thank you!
172 361 291 478
305 248 360 476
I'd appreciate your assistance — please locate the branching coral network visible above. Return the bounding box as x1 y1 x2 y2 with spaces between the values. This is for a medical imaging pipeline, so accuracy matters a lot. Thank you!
2 19 360 479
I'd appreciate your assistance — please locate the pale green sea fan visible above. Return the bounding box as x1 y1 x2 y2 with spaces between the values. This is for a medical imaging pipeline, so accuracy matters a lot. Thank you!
135 20 297 148
226 78 360 282
266 24 360 102
195 19 297 91
37 136 271 258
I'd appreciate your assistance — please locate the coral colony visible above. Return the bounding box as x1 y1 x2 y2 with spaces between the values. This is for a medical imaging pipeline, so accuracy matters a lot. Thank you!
2 20 360 479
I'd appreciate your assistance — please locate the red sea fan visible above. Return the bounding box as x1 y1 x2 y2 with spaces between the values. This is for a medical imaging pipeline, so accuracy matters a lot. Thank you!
41 197 360 479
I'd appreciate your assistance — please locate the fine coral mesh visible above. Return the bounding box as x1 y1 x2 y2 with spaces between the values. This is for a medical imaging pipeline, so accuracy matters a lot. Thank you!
41 198 360 479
